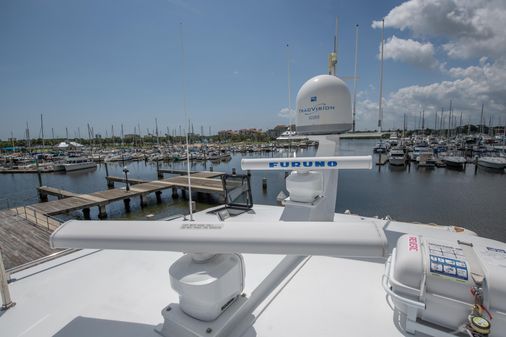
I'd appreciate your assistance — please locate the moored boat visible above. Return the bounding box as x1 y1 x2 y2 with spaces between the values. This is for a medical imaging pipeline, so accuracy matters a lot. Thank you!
441 156 467 170
388 148 407 166
60 157 97 171
477 156 506 170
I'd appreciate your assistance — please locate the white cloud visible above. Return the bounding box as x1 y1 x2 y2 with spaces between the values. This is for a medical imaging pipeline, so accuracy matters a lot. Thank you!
372 0 506 59
278 107 295 119
356 57 506 130
382 35 438 68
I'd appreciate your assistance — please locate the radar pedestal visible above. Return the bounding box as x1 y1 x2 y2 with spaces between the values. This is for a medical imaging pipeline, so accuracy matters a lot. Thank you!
156 253 247 337
281 74 352 221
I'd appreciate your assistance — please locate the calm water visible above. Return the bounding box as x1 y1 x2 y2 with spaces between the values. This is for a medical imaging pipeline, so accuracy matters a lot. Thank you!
1 139 505 242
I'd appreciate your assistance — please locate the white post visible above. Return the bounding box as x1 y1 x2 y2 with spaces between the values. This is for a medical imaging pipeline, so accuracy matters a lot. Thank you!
352 24 359 133
378 19 385 133
0 249 15 310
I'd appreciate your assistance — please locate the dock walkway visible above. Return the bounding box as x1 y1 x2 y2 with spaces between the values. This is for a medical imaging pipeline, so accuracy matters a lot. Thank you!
0 209 60 270
31 171 225 219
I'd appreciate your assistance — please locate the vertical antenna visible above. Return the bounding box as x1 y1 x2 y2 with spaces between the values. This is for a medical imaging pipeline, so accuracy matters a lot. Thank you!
286 43 292 133
352 24 359 133
180 22 194 221
378 19 385 133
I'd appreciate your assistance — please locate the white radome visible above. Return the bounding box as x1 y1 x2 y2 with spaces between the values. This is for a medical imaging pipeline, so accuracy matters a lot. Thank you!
296 74 352 135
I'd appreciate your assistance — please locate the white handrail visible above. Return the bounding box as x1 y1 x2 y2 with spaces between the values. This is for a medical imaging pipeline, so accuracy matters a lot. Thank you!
381 249 425 310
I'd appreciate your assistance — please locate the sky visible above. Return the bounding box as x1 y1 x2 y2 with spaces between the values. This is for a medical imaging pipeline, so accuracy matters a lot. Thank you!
1 0 505 139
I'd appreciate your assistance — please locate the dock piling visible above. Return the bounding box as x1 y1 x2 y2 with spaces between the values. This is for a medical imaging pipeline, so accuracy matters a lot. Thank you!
140 194 148 208
123 198 131 212
98 205 107 219
262 178 267 190
172 188 179 199
82 208 91 220
39 191 48 202
35 159 42 187
156 160 163 179
106 163 114 188
155 191 162 203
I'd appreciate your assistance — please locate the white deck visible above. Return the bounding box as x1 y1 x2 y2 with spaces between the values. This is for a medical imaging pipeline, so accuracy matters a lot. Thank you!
1 205 459 337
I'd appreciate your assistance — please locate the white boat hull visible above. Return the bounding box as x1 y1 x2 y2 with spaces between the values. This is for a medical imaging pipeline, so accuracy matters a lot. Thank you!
478 157 506 170
63 162 97 171
388 157 406 166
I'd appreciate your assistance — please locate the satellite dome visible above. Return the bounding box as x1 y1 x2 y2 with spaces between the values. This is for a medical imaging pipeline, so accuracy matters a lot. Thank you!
295 75 352 135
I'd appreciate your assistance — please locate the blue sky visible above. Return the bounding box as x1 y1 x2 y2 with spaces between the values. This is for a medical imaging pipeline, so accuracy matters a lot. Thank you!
1 0 505 139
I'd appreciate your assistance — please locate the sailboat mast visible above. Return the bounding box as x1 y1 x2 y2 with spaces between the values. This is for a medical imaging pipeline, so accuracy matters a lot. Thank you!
378 19 384 133
155 118 159 146
40 114 44 147
403 113 406 138
328 18 338 76
25 121 31 153
440 108 444 137
448 100 452 138
434 110 438 134
459 112 462 135
334 16 338 76
352 24 359 133
480 103 484 135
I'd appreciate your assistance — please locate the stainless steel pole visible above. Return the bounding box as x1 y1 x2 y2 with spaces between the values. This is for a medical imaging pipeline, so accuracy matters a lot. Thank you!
0 249 15 310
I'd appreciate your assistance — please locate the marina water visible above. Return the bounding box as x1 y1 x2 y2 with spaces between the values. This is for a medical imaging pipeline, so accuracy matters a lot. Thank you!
0 139 504 242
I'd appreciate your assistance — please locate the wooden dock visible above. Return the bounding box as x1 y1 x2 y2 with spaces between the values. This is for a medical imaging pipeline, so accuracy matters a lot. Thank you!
0 209 60 270
31 171 225 219
156 168 224 179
